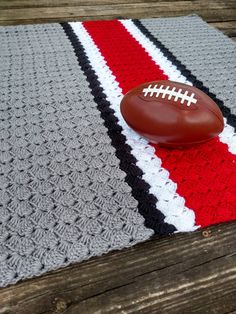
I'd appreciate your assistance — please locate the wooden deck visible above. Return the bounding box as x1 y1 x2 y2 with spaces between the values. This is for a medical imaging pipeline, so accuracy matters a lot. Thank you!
0 222 236 313
0 0 235 41
0 1 236 313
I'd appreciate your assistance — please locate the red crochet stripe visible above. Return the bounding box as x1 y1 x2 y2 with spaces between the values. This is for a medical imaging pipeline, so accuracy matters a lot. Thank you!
83 20 168 93
83 20 236 227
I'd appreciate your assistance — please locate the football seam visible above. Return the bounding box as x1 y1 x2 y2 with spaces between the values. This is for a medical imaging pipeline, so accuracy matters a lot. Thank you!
142 83 197 107
204 104 225 129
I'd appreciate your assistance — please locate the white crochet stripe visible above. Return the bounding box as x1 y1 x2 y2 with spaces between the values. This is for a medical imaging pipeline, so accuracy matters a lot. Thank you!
70 21 198 232
120 19 189 85
219 119 236 155
120 19 236 155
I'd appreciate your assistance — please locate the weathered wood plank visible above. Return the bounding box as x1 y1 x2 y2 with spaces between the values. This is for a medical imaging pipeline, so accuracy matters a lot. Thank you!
0 1 235 25
210 21 236 37
0 0 191 9
1 18 236 43
0 222 236 314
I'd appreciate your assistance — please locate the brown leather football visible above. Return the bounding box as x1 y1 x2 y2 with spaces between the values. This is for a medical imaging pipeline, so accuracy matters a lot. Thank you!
120 80 224 147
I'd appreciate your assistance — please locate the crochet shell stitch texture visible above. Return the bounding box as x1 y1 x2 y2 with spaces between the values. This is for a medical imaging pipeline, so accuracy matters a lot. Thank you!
0 15 235 287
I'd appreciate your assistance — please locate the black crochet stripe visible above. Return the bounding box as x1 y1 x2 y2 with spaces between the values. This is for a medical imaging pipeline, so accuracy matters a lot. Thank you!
133 19 236 130
60 22 176 235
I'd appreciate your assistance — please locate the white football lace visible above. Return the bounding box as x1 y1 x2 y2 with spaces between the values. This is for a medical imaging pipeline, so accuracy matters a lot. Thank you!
143 84 197 107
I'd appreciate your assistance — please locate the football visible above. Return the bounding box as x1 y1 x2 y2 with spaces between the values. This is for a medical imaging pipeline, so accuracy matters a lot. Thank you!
120 80 224 147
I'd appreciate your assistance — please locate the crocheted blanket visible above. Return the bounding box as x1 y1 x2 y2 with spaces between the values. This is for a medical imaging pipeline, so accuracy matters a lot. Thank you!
0 15 235 287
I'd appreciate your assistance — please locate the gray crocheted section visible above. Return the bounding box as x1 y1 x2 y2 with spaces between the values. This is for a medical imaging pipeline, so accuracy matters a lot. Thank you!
141 15 236 115
0 23 153 287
